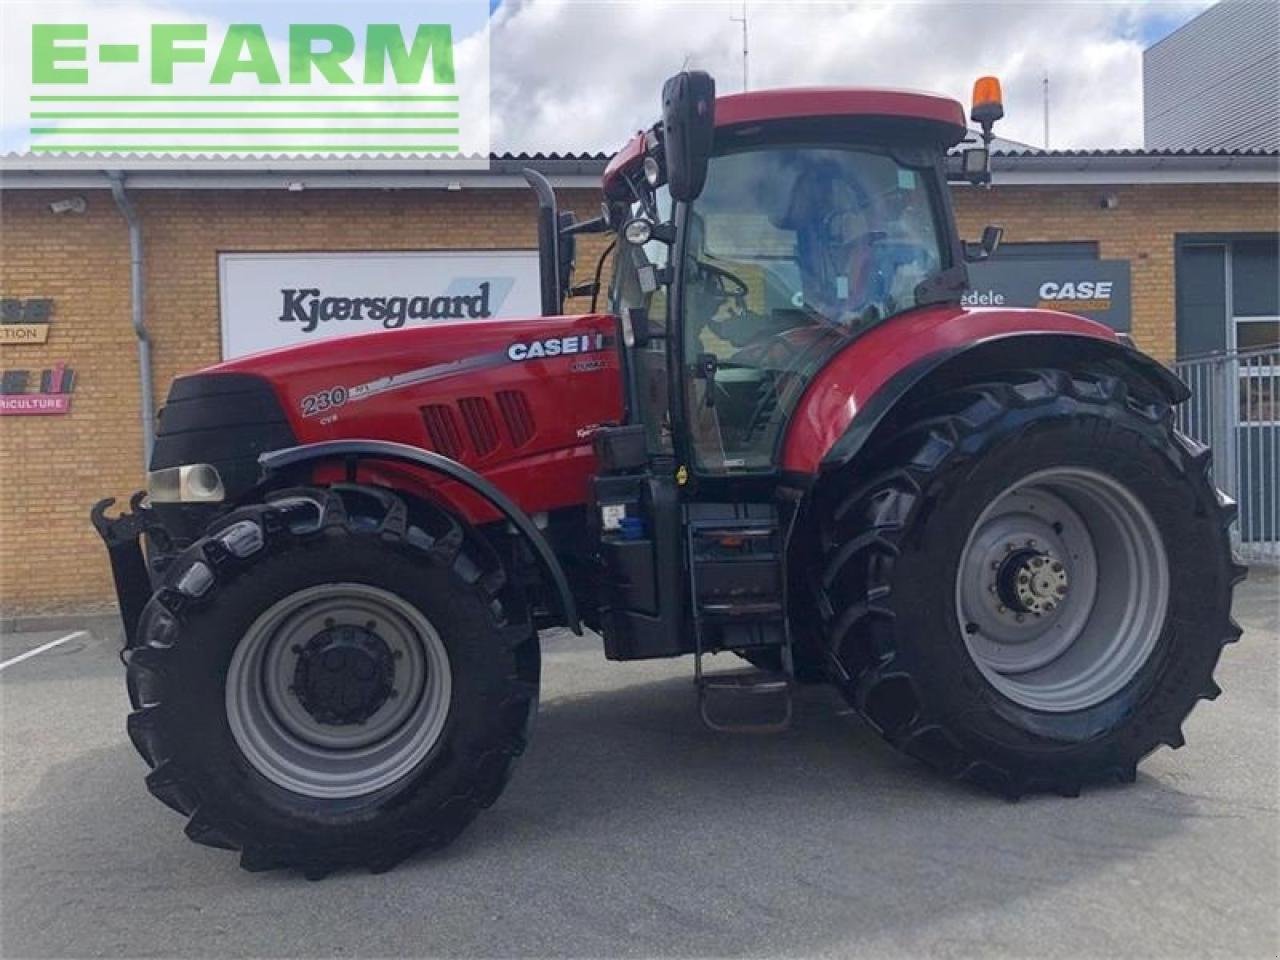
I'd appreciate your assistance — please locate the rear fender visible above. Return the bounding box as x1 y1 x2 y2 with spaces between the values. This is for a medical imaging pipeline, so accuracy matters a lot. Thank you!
258 439 581 634
814 332 1188 475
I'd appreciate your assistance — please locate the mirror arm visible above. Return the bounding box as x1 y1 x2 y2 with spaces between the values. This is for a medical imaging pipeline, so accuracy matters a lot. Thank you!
562 215 610 236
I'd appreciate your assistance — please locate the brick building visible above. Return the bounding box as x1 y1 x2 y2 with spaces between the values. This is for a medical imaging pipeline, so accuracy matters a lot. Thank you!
1 148 1277 616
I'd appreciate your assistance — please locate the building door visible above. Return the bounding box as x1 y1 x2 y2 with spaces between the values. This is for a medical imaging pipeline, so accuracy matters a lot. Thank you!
1175 234 1279 560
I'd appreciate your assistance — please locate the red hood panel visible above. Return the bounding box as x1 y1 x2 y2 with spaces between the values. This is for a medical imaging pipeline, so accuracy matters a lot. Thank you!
212 314 624 518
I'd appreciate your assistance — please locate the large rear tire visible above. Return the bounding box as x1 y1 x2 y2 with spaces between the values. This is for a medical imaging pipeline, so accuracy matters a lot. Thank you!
817 368 1244 797
125 486 539 876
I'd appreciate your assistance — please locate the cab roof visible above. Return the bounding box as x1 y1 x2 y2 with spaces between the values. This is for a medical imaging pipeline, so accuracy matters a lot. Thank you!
716 87 966 132
603 86 968 199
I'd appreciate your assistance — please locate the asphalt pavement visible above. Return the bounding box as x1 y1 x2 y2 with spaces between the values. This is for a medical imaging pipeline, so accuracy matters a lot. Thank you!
1 572 1277 959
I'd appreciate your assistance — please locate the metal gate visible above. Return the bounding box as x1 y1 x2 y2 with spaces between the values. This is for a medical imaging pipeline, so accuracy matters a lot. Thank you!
1173 346 1279 564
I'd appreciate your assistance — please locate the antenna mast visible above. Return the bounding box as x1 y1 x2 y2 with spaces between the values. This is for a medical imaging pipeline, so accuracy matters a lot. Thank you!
1043 71 1050 148
730 2 749 91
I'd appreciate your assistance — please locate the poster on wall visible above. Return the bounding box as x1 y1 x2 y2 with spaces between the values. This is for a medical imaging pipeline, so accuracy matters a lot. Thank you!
218 251 542 359
0 363 75 415
965 259 1132 331
0 297 54 344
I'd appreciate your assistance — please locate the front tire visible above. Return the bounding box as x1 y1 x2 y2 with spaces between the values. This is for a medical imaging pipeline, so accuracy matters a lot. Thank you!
126 486 539 876
817 369 1244 797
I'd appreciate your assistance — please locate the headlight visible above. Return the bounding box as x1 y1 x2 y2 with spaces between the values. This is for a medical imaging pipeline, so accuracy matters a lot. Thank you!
148 464 226 503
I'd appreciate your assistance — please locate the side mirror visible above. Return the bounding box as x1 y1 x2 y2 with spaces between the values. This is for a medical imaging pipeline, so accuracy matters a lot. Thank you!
967 225 1004 262
661 70 716 203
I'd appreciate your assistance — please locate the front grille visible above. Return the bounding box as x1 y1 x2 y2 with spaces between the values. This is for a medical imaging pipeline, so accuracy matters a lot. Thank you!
420 404 465 459
496 389 536 447
458 397 500 457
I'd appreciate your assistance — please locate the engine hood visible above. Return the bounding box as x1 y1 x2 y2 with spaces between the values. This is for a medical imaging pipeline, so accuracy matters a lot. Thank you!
164 313 624 521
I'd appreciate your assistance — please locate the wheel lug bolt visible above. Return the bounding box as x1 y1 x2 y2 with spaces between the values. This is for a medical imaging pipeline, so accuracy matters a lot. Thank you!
1016 614 1025 623
997 604 1007 613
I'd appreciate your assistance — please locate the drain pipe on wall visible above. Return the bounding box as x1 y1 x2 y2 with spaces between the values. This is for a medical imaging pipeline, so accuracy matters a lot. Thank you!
107 171 155 468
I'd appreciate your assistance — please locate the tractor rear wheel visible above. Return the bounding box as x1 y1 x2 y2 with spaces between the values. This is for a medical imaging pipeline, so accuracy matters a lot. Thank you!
125 486 539 876
817 368 1243 797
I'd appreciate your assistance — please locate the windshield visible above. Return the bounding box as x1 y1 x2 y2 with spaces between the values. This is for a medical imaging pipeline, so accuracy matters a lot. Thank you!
682 145 947 473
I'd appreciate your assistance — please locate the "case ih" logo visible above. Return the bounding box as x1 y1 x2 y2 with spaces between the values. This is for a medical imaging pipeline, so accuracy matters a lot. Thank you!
0 363 75 415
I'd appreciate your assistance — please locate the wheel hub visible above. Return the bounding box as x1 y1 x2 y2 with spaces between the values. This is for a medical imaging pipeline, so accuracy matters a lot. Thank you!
226 583 452 799
996 548 1069 617
955 468 1169 713
293 623 396 725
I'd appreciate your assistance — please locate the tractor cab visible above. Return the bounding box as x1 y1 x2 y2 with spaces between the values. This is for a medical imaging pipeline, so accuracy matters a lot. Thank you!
526 73 1006 726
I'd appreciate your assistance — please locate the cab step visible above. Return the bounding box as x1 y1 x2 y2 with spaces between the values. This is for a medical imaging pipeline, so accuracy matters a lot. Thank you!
687 502 796 733
697 670 792 734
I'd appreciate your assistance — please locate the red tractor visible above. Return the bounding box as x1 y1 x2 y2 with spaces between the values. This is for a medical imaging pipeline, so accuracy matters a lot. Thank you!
93 72 1243 877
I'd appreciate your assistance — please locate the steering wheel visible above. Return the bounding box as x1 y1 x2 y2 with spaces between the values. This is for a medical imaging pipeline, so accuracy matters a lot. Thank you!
696 258 750 300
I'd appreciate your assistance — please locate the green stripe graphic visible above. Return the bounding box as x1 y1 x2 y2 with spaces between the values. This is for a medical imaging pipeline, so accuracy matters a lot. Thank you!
30 145 461 153
31 111 459 119
31 95 459 102
32 127 461 135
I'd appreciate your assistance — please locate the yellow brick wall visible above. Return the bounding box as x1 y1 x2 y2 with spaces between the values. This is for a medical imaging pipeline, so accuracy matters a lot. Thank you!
952 183 1280 361
0 179 1275 615
0 186 608 615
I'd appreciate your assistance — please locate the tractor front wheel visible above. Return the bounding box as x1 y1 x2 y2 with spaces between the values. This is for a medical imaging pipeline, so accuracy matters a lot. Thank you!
818 368 1243 797
125 486 539 876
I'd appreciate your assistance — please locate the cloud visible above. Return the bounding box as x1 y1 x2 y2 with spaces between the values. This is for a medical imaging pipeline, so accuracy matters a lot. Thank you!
489 0 1216 153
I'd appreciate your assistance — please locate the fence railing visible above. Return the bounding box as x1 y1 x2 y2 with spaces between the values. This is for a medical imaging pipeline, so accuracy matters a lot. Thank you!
1173 346 1279 565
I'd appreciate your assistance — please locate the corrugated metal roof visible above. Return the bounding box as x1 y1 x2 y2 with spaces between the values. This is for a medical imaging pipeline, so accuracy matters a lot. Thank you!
2 146 1273 165
1 147 1275 189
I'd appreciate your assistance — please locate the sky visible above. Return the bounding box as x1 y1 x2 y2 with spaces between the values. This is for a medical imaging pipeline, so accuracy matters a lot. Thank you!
484 0 1218 152
0 0 1218 155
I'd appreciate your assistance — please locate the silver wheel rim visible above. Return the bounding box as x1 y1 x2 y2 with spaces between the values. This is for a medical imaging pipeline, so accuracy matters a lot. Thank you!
955 467 1169 713
226 583 451 798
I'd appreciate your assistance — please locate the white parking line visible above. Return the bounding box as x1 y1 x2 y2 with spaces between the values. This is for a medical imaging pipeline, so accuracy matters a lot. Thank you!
0 631 88 673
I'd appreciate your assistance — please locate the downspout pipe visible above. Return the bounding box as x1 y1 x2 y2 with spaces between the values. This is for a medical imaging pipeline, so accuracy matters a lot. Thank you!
107 171 154 468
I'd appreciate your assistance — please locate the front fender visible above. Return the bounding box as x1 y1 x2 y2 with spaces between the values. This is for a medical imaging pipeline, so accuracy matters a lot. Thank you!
780 305 1179 476
259 439 582 634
